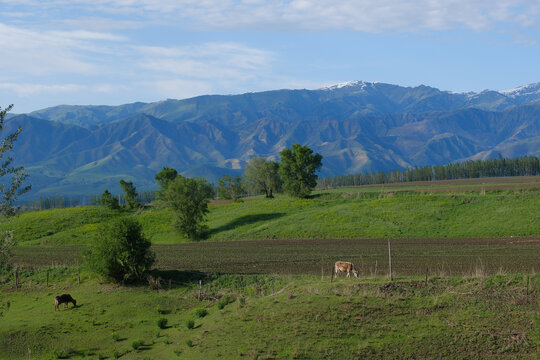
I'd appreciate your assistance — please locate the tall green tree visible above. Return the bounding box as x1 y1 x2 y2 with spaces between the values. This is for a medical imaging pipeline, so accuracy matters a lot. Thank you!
162 175 214 240
0 105 31 216
217 175 244 202
278 144 323 198
119 179 138 209
243 157 281 198
97 189 120 210
154 167 178 199
0 105 31 279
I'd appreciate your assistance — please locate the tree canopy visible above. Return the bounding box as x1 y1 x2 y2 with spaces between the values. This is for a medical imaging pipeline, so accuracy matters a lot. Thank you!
119 179 138 209
0 104 31 279
278 144 322 198
86 217 155 283
162 175 214 240
0 104 31 216
217 175 244 202
243 157 281 198
97 189 120 210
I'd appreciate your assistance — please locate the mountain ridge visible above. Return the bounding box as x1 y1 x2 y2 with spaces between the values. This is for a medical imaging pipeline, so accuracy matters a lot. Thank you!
2 81 540 199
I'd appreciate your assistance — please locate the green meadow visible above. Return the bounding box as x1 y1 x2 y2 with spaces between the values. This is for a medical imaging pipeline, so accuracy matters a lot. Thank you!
1 269 538 359
3 188 540 246
1 180 540 359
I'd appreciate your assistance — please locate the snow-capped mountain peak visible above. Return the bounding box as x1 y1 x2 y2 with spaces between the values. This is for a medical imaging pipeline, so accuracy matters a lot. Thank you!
500 82 540 98
319 80 375 91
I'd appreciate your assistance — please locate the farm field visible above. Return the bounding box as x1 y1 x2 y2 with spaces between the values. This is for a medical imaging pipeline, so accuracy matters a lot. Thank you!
1 269 538 359
1 177 540 359
11 237 540 276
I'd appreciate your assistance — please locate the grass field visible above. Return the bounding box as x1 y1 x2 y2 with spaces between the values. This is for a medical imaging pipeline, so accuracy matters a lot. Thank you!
2 177 539 359
3 177 540 246
1 269 538 359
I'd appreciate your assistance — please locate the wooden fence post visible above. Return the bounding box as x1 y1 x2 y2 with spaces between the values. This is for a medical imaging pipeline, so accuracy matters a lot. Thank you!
46 269 49 287
198 280 202 301
388 239 393 282
77 267 81 285
374 260 378 280
425 267 429 285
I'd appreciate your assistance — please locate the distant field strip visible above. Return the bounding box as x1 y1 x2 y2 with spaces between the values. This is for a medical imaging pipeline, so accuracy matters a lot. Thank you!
13 237 540 276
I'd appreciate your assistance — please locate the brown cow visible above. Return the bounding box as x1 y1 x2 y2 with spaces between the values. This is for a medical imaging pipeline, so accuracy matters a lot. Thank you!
54 294 76 311
333 261 359 278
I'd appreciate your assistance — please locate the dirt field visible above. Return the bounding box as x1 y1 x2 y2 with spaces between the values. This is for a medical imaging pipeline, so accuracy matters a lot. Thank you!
12 237 540 276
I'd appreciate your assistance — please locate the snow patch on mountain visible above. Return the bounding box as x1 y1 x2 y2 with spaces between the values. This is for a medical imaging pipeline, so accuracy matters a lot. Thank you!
500 83 540 98
319 80 375 91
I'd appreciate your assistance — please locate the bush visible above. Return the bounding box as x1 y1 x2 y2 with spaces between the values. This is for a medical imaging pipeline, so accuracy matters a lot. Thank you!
185 339 193 347
131 340 143 350
185 319 195 329
217 296 231 310
111 332 120 341
193 308 208 318
156 317 168 329
86 217 155 283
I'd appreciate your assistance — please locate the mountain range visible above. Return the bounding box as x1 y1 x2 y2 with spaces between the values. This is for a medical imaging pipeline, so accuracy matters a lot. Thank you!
5 81 540 199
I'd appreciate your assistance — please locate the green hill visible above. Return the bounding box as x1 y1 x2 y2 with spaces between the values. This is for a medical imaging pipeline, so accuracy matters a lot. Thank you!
4 187 540 246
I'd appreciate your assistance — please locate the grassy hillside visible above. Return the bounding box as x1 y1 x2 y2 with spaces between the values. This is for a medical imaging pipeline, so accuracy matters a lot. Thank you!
1 269 538 359
4 187 540 246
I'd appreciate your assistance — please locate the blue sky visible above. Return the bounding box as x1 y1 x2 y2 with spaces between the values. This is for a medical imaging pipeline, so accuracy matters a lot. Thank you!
1 0 540 113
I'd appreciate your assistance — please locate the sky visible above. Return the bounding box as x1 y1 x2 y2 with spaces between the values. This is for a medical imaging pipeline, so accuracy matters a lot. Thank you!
1 0 540 113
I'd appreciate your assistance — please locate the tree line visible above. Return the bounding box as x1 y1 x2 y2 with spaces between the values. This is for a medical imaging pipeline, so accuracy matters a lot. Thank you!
316 155 540 189
19 191 157 211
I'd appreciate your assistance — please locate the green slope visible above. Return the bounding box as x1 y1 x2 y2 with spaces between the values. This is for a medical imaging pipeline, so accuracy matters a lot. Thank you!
3 188 540 246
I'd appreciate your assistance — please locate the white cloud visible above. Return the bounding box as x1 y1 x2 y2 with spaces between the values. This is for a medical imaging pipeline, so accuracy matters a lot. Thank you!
0 23 126 76
3 0 539 33
135 43 273 81
31 0 540 33
0 83 85 97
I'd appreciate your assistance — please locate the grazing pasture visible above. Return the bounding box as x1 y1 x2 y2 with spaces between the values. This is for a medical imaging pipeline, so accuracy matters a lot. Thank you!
3 177 540 246
1 269 538 359
1 177 539 359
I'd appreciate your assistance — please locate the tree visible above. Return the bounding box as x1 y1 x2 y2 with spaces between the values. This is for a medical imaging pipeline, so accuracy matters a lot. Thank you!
243 157 281 198
154 167 178 193
0 105 31 216
0 105 31 279
162 175 214 240
97 189 120 210
86 217 155 283
278 144 323 198
217 175 244 202
119 179 138 209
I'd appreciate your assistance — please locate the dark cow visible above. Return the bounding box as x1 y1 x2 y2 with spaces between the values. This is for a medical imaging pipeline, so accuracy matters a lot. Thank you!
54 294 76 311
334 261 359 278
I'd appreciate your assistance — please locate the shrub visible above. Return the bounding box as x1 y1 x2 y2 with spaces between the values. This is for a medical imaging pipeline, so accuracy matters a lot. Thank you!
156 317 168 329
185 319 195 329
217 296 231 310
111 332 120 341
193 308 208 318
185 339 193 347
86 218 155 283
131 339 143 350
